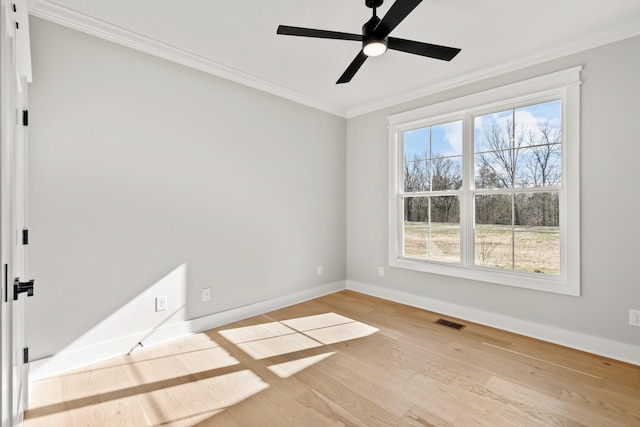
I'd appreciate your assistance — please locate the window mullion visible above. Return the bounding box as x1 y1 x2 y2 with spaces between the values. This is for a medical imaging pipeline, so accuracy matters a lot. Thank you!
462 112 475 268
388 67 580 295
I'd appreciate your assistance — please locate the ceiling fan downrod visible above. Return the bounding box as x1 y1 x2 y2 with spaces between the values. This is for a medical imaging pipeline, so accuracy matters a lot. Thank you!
363 0 387 57
366 0 384 18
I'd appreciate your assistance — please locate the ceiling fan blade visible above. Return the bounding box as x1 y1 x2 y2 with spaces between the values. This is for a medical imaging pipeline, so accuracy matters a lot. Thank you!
388 37 461 61
374 0 422 37
277 25 363 41
337 51 368 84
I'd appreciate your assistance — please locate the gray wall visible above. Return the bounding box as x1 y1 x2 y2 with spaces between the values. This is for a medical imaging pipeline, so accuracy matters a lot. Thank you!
26 14 640 364
347 35 640 346
27 18 346 361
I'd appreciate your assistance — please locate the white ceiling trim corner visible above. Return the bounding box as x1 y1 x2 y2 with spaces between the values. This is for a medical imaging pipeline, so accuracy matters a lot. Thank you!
28 1 640 121
347 18 640 119
28 0 348 117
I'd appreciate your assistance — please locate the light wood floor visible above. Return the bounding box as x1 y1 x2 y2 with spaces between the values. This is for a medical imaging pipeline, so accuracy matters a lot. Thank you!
24 290 640 426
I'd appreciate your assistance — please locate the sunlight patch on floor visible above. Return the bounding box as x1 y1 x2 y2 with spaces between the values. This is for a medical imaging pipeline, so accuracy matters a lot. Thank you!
219 312 379 359
268 352 336 378
280 312 355 331
236 333 323 360
304 321 380 345
26 313 378 426
218 321 296 344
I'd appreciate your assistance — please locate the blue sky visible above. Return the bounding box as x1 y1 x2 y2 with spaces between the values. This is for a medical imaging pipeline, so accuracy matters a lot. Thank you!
475 100 561 152
404 100 561 159
404 120 462 160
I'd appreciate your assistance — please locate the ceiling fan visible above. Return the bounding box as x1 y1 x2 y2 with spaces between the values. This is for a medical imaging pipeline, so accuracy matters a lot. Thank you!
276 0 461 84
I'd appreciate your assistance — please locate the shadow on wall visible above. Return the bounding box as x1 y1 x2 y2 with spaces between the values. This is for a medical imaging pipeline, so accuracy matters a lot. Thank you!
29 264 190 380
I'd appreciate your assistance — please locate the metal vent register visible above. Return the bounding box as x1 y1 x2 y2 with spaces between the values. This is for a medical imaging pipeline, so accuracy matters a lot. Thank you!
435 318 466 330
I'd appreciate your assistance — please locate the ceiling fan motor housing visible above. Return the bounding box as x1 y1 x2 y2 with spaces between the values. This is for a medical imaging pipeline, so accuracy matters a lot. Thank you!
362 16 388 55
276 0 461 83
365 0 384 8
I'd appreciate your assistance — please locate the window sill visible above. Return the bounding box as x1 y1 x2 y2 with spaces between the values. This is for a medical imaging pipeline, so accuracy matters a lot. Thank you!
389 257 579 296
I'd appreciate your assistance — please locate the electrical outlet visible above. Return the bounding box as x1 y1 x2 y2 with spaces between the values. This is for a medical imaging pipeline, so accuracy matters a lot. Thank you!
630 309 640 327
317 265 323 276
378 266 384 276
155 296 167 312
202 287 211 302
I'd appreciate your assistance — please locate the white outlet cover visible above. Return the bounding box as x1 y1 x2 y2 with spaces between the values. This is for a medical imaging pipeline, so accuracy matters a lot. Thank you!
630 309 640 327
202 287 211 302
155 296 167 312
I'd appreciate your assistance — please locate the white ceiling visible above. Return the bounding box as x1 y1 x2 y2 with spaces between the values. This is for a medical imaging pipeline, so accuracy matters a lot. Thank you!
28 0 640 117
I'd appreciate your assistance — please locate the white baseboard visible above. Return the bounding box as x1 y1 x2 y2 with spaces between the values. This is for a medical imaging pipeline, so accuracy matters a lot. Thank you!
30 278 637 388
28 320 193 382
189 280 347 334
29 281 346 384
347 280 640 366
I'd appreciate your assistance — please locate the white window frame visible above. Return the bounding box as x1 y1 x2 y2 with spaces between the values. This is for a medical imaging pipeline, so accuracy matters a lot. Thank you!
388 67 581 296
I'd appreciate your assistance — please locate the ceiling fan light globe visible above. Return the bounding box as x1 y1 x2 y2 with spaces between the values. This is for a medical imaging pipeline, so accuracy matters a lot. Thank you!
363 39 387 56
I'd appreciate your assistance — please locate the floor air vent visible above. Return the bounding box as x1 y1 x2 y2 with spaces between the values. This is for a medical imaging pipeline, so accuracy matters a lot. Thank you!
435 319 465 330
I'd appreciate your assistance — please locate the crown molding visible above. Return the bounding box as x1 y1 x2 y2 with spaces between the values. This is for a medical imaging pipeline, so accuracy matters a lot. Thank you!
28 0 348 118
29 1 640 120
346 18 640 118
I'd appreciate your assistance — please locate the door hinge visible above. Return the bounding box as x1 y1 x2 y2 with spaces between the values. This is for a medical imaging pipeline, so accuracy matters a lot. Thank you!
22 110 28 126
13 278 34 300
23 347 29 364
22 229 29 245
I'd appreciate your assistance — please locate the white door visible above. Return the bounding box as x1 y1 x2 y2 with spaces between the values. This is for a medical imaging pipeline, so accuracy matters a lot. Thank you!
1 1 32 426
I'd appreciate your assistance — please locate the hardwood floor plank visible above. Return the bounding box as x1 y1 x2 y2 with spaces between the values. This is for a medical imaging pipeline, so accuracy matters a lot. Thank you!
558 386 640 425
295 389 368 427
25 291 640 426
295 368 402 427
452 406 545 427
400 404 457 427
447 376 570 426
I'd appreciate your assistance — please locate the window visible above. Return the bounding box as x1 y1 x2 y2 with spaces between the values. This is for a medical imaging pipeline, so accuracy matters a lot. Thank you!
388 68 581 295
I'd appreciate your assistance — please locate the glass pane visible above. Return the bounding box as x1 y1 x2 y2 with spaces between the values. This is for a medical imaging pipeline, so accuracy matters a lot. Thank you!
431 196 460 223
431 196 460 262
515 100 562 147
515 144 561 188
514 148 535 187
404 197 428 259
474 229 513 269
405 121 463 192
404 127 430 161
403 222 428 260
404 159 429 192
403 196 459 263
474 100 562 189
431 225 460 263
475 159 503 189
432 156 462 190
474 109 512 153
514 192 560 228
404 196 429 222
474 150 517 189
514 231 560 274
475 194 512 226
432 121 462 157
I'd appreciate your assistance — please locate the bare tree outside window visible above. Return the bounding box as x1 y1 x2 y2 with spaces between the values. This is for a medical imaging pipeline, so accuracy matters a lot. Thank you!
390 69 581 294
473 100 561 273
402 121 462 263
